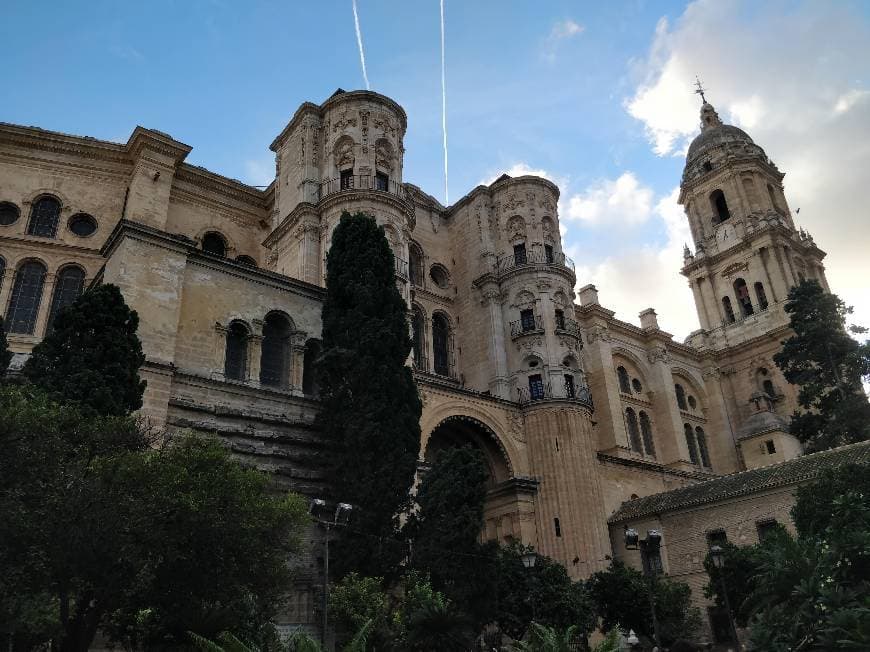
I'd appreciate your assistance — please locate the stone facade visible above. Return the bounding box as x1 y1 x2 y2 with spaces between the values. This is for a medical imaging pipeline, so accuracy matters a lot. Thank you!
0 90 839 638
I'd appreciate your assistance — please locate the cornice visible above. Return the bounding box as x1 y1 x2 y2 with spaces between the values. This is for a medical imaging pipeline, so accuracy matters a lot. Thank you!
125 126 191 162
318 187 416 227
263 203 320 248
679 155 784 202
447 175 560 216
174 163 269 209
597 451 711 481
0 122 130 165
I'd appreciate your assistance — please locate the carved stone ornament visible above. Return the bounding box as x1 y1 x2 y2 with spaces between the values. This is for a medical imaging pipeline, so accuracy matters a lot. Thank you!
506 215 526 240
333 137 354 169
516 337 543 352
702 366 721 379
586 325 612 344
647 347 671 365
508 411 525 442
721 261 749 278
375 140 393 171
539 197 556 212
504 194 524 212
480 289 506 306
333 116 358 133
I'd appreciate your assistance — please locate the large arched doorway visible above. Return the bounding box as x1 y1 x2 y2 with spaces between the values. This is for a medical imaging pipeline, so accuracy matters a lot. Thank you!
424 415 534 544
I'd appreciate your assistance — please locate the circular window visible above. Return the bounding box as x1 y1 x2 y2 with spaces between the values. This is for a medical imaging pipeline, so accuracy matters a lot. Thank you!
632 378 643 393
68 213 98 237
429 264 450 289
0 202 20 226
688 395 697 410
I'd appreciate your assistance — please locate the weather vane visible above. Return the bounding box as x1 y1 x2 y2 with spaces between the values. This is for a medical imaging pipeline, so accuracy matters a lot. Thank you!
694 76 707 103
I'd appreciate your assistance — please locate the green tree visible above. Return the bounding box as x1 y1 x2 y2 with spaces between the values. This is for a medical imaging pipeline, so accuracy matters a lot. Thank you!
745 466 870 650
588 560 701 647
773 280 870 451
23 283 146 417
0 386 308 652
0 316 12 377
405 446 494 622
318 212 422 578
702 539 766 628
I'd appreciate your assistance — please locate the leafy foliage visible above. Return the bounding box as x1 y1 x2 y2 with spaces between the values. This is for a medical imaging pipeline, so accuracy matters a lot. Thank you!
0 385 308 652
507 623 581 652
702 539 768 628
23 284 146 417
0 316 12 377
588 560 701 646
773 280 870 451
317 212 422 578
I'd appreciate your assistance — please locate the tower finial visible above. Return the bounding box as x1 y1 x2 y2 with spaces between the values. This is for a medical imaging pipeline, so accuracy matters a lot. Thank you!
694 76 707 104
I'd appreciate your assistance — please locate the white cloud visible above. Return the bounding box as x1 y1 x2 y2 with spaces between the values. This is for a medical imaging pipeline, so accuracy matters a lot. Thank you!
568 187 699 338
542 19 585 62
624 0 870 332
564 172 654 226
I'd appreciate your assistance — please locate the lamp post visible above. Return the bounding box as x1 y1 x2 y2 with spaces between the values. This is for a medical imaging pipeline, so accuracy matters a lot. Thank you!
520 549 539 624
626 629 640 649
624 527 662 649
310 499 354 647
709 544 740 648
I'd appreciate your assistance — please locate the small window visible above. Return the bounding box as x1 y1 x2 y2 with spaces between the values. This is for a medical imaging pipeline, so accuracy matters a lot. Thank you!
520 308 536 332
646 546 664 575
632 378 643 393
617 366 631 394
564 374 575 398
202 232 227 257
236 255 257 267
554 308 566 330
27 196 61 237
625 407 642 454
710 189 730 224
375 171 389 191
6 261 47 334
432 313 451 376
684 423 699 465
702 161 713 172
688 395 697 410
0 201 20 226
756 519 779 542
528 374 544 401
340 169 354 190
224 322 249 381
68 213 98 237
696 426 711 468
553 517 562 538
765 439 776 455
675 383 688 410
706 529 728 547
513 242 527 265
639 410 656 457
260 312 292 388
733 278 753 317
763 379 776 398
46 266 86 331
754 281 769 310
544 244 554 264
408 243 424 286
429 264 450 289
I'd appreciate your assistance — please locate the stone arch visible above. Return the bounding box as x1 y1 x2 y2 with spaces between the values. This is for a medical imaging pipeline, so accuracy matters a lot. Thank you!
611 346 651 378
424 414 514 486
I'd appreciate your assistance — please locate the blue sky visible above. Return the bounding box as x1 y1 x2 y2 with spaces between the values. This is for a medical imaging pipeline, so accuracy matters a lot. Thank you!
3 1 868 337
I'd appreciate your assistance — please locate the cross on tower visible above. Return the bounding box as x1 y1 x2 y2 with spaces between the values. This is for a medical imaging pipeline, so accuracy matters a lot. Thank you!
694 76 707 103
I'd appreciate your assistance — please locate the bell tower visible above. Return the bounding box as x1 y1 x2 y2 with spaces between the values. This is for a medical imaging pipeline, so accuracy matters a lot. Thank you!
679 93 828 468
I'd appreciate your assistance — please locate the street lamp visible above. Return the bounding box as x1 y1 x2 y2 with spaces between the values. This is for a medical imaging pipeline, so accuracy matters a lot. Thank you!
709 545 740 648
624 527 663 649
520 549 539 623
626 629 640 648
310 499 354 646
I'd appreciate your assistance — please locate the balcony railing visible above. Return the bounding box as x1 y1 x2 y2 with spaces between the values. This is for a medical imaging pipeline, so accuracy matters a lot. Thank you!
394 257 409 280
318 174 407 201
517 380 593 407
509 314 544 338
495 249 575 275
554 316 582 338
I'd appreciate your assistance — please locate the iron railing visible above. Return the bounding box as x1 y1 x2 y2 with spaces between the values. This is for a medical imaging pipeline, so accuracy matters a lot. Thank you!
554 315 582 338
509 314 544 338
495 249 575 275
516 380 593 407
318 174 407 201
394 257 409 280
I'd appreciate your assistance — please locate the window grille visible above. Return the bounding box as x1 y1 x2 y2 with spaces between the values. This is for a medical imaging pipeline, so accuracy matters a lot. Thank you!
528 374 544 401
47 267 85 331
684 423 699 464
27 197 61 237
6 261 47 334
617 366 631 394
432 314 450 376
675 383 688 410
513 242 527 265
260 313 291 387
695 426 711 468
639 411 656 457
224 322 248 381
625 408 643 453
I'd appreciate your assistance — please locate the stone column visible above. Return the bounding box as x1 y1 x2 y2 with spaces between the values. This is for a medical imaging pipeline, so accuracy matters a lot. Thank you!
645 346 692 466
32 272 56 338
758 247 781 303
300 220 322 285
248 320 264 387
481 286 509 399
702 366 742 473
213 322 228 380
690 278 712 330
290 331 308 390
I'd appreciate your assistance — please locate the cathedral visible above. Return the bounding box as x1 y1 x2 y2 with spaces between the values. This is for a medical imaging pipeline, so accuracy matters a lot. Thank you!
1 88 861 643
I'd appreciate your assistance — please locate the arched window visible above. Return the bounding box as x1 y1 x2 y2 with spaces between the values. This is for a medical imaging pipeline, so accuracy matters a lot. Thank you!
408 242 424 286
733 278 753 317
617 366 631 394
754 282 769 310
710 189 730 224
6 261 47 334
47 266 86 331
201 232 227 257
625 407 642 454
27 196 61 237
675 383 688 410
684 423 699 465
763 379 776 398
302 339 321 396
260 312 292 388
224 321 249 381
432 313 451 376
639 411 656 457
722 296 736 323
695 427 711 468
411 306 426 369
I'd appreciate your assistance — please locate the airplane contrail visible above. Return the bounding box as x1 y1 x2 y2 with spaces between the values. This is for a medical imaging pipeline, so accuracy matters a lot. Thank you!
352 0 371 90
440 0 449 204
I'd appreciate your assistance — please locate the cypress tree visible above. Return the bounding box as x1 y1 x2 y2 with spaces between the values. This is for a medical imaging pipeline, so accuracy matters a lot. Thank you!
318 211 422 578
773 280 870 451
0 316 11 377
23 283 146 417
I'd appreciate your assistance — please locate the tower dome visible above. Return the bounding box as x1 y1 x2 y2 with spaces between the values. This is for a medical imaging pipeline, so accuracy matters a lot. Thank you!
683 101 766 181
